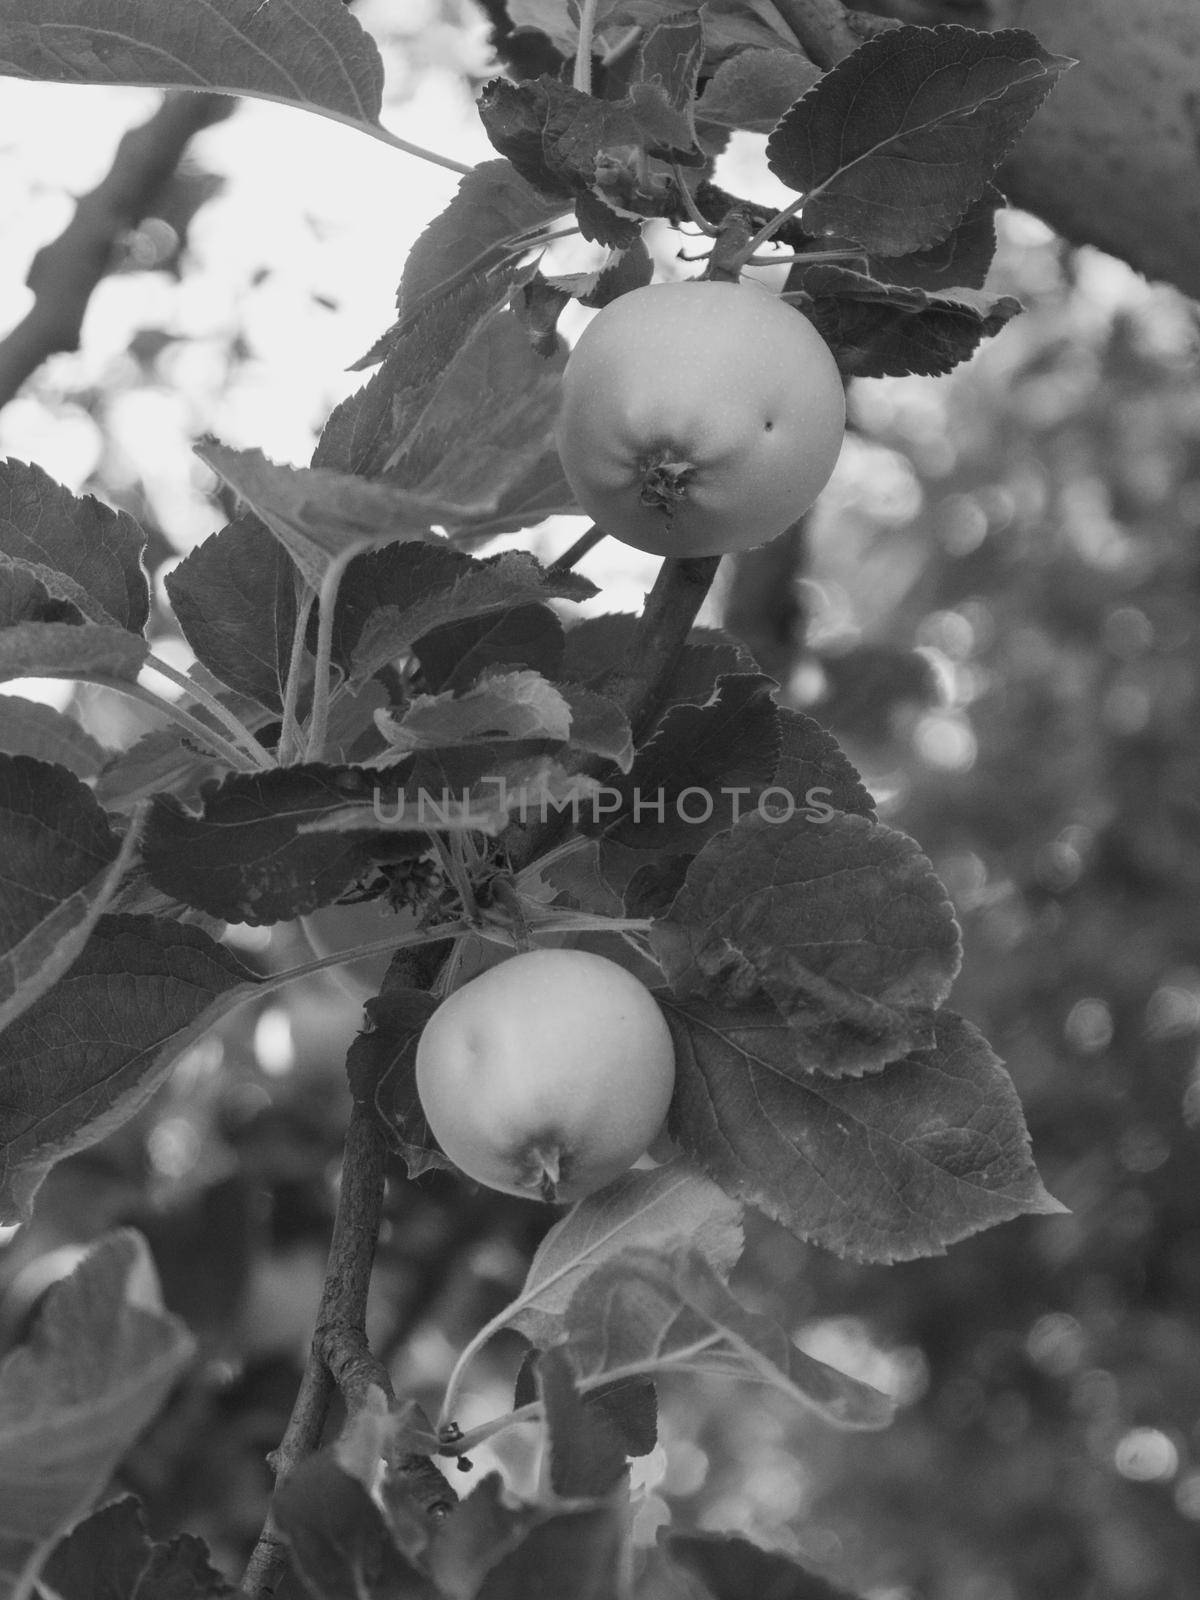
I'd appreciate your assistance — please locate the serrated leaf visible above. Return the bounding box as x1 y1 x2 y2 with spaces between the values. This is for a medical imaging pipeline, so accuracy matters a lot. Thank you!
795 262 1021 378
0 621 148 685
40 1496 234 1600
143 763 423 925
662 1001 1064 1261
414 603 565 694
0 696 107 778
383 670 571 754
867 182 1003 290
0 1231 195 1600
0 0 387 137
627 12 704 161
696 47 822 136
772 707 875 822
0 459 148 632
652 811 960 1077
504 1161 744 1350
767 25 1072 254
398 158 563 328
329 543 594 688
194 441 469 591
667 1532 865 1600
0 915 259 1222
165 514 299 713
599 674 781 851
385 311 571 527
0 755 143 1032
564 1243 893 1429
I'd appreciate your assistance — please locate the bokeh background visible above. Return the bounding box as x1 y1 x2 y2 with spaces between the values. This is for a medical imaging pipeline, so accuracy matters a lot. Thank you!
3 4 1200 1597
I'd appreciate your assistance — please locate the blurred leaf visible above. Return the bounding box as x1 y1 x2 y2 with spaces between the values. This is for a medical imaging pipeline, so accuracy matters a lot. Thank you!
515 1350 658 1459
0 754 142 1031
0 0 386 133
0 459 148 632
0 621 147 685
0 915 258 1222
475 1505 627 1600
662 1002 1064 1259
40 1495 233 1600
0 697 107 779
273 1454 437 1600
668 1531 866 1599
652 812 960 1076
564 1243 894 1428
535 1346 630 1498
426 1477 534 1600
767 26 1071 253
165 514 299 714
506 1161 744 1349
0 1231 195 1599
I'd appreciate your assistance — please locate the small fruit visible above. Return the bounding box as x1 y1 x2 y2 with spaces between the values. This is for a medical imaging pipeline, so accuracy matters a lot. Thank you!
555 278 845 558
415 948 676 1203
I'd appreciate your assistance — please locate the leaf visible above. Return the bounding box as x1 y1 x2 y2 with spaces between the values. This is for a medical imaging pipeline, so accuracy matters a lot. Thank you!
505 1161 744 1350
328 543 594 688
143 764 424 925
0 696 108 778
662 1001 1064 1260
194 441 469 591
475 1505 627 1600
795 263 1021 379
40 1497 234 1600
695 47 822 137
867 183 1004 291
667 1532 866 1600
164 514 299 713
535 1346 629 1499
559 682 634 773
399 160 563 327
272 1454 438 1600
0 1231 195 1600
599 674 781 851
0 0 386 136
564 1243 894 1429
426 1477 536 1600
0 621 148 685
0 915 258 1222
414 603 565 694
767 25 1072 254
378 670 573 754
626 11 704 162
0 755 142 1032
0 458 148 631
386 310 571 527
562 617 750 709
319 274 526 477
772 707 875 822
515 1350 658 1461
652 811 961 1077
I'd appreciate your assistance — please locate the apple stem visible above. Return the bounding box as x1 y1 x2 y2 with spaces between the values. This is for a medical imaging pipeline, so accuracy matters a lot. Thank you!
637 449 696 520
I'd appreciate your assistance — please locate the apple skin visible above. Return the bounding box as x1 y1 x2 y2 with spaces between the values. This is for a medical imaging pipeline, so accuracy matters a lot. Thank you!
415 948 676 1204
554 278 846 558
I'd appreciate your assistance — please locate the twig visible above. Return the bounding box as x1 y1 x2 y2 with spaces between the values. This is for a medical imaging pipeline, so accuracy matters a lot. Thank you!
242 1101 397 1597
549 524 605 572
615 556 722 744
0 92 233 410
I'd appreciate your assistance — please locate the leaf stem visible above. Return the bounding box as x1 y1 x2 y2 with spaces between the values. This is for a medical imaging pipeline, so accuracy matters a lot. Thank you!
277 586 315 765
549 524 606 572
256 921 472 1000
439 1305 518 1432
143 651 273 766
618 556 723 744
304 548 357 762
85 674 262 773
574 0 601 93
